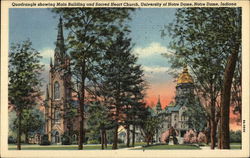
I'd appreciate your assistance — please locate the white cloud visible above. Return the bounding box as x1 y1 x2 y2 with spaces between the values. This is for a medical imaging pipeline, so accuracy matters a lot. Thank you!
133 42 172 57
142 65 170 73
39 48 54 60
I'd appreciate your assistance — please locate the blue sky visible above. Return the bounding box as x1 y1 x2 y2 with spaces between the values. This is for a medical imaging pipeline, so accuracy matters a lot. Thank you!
9 8 177 106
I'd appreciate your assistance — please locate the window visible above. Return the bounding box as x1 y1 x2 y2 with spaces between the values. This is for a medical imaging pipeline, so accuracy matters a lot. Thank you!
55 110 61 123
54 81 60 99
174 115 177 121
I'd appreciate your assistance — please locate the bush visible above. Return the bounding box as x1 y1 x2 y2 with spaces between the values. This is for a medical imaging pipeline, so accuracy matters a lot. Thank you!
8 136 16 144
183 129 197 144
230 130 241 143
61 134 72 145
88 139 99 144
40 134 51 145
197 132 206 143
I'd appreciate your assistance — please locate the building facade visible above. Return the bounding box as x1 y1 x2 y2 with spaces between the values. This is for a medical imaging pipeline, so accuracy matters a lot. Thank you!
158 66 198 144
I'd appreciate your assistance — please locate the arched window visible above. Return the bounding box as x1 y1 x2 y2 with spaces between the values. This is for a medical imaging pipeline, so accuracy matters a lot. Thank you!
54 81 60 99
55 110 60 123
181 115 185 121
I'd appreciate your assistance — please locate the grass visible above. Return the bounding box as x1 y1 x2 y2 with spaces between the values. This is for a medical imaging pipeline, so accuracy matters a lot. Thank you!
8 143 146 150
8 142 241 150
9 144 115 150
133 144 201 150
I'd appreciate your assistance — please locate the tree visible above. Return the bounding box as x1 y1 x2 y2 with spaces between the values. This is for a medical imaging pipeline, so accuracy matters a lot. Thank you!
87 101 113 149
139 108 163 146
51 8 134 150
9 40 44 150
183 94 207 132
99 32 145 149
11 109 44 144
162 8 241 149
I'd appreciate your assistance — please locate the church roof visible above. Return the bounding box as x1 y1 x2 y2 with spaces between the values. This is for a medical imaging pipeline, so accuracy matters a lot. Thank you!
177 66 193 84
165 104 182 113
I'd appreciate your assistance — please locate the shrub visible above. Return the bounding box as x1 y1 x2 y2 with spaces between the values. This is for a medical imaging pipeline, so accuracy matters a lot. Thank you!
8 136 16 144
230 130 241 143
197 132 206 143
61 134 72 145
88 139 99 144
40 134 51 145
183 129 197 144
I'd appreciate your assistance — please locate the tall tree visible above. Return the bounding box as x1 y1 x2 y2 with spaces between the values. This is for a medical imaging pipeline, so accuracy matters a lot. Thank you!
162 8 241 149
220 8 241 149
9 40 44 150
51 8 134 150
99 32 145 149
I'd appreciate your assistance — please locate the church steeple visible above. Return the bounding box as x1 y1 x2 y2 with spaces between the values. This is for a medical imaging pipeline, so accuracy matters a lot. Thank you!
156 95 162 112
54 17 66 66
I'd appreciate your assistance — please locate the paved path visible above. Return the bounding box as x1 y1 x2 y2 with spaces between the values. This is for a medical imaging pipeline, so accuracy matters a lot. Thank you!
200 144 241 150
118 146 143 150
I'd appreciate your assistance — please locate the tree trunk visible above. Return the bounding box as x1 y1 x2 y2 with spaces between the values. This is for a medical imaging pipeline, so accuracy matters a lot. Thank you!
146 137 150 146
151 135 153 145
132 124 135 147
112 124 118 149
221 47 239 149
126 124 130 147
101 130 104 150
25 131 29 144
205 121 210 145
17 111 22 150
218 118 222 149
210 96 216 149
104 130 107 148
78 78 85 150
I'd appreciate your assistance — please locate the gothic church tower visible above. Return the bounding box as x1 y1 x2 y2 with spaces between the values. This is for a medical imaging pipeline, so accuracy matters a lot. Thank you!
45 17 71 144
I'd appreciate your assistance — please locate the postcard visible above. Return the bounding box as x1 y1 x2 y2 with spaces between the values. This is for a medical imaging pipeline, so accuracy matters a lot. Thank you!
1 0 249 157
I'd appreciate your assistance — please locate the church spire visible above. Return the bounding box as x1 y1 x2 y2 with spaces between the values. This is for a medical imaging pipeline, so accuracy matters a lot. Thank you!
56 17 64 46
54 17 65 66
156 95 162 112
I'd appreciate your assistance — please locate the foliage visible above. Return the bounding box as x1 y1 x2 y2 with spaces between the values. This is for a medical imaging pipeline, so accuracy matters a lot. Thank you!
61 133 72 145
96 32 146 149
9 40 44 111
162 8 242 149
51 8 135 149
183 95 207 132
139 107 164 145
40 134 51 146
8 136 17 144
87 139 99 144
183 129 197 144
9 40 44 149
197 132 206 143
230 130 241 143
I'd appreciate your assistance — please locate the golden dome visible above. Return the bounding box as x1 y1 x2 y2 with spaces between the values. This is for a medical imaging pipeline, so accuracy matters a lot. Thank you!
177 66 193 84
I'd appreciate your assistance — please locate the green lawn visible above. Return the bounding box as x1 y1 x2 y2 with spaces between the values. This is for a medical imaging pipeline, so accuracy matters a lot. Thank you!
9 144 119 150
8 142 241 150
134 144 201 150
200 143 241 150
8 143 146 150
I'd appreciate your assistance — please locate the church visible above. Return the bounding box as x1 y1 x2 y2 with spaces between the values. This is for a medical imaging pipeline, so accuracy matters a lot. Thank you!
44 18 83 144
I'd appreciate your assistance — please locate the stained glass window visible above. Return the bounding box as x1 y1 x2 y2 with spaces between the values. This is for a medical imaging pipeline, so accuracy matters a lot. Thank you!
54 81 60 99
